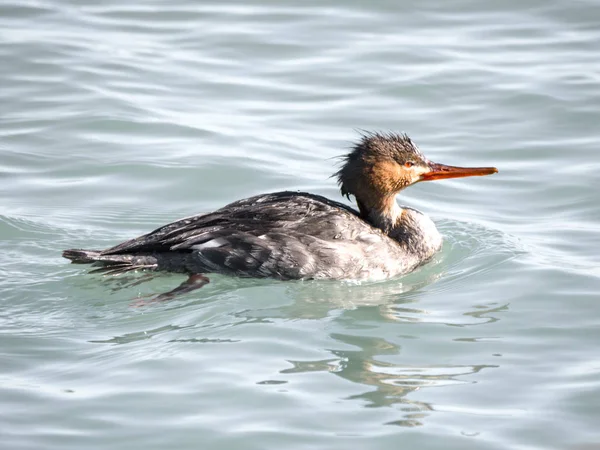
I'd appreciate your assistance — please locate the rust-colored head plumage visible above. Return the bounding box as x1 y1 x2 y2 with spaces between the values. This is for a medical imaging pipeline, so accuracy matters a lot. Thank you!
335 132 429 202
335 132 498 222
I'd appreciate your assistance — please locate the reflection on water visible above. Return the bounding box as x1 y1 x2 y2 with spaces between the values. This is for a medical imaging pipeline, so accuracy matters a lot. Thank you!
281 332 497 427
229 272 440 321
82 258 507 428
236 276 504 427
89 324 192 344
383 301 510 326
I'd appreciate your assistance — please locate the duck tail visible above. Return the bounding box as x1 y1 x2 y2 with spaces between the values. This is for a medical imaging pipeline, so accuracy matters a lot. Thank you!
62 248 159 272
62 249 103 263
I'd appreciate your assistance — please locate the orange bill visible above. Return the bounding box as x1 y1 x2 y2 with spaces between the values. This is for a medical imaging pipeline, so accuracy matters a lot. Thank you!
421 162 498 181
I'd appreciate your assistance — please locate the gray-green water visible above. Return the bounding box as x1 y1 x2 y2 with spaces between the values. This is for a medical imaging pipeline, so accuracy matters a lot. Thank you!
2 1 600 449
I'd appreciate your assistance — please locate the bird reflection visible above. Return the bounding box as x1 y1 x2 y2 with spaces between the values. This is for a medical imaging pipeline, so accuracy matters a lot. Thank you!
87 258 502 428
231 263 443 321
280 332 497 427
227 276 500 427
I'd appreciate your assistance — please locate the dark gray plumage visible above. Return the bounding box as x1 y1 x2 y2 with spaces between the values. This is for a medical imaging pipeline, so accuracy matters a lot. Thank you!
64 192 441 281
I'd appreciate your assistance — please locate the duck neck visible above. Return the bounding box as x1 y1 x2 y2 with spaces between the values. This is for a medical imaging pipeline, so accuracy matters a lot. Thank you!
356 194 442 260
356 194 401 234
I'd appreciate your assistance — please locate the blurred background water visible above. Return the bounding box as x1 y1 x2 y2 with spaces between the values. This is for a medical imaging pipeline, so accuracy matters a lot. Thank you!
1 0 600 449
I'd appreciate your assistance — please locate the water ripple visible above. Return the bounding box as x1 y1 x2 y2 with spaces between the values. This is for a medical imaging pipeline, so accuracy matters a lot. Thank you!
2 0 600 448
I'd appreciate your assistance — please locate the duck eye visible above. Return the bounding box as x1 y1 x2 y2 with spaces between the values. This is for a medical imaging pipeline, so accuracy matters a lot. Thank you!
404 161 414 168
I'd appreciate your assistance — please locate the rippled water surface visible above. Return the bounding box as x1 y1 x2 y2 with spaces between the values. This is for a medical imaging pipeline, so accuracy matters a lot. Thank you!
2 0 600 449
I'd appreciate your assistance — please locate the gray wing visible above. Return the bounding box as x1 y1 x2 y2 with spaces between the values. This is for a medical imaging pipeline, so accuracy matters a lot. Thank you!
102 192 358 254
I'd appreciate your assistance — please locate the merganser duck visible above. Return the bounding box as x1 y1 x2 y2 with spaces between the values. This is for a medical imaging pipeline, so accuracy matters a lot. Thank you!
63 133 497 298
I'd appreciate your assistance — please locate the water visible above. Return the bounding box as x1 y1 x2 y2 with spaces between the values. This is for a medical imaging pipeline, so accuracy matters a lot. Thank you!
1 0 599 449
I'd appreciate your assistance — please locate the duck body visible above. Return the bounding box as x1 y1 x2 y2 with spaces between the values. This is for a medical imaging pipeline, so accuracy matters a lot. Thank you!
64 191 442 281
